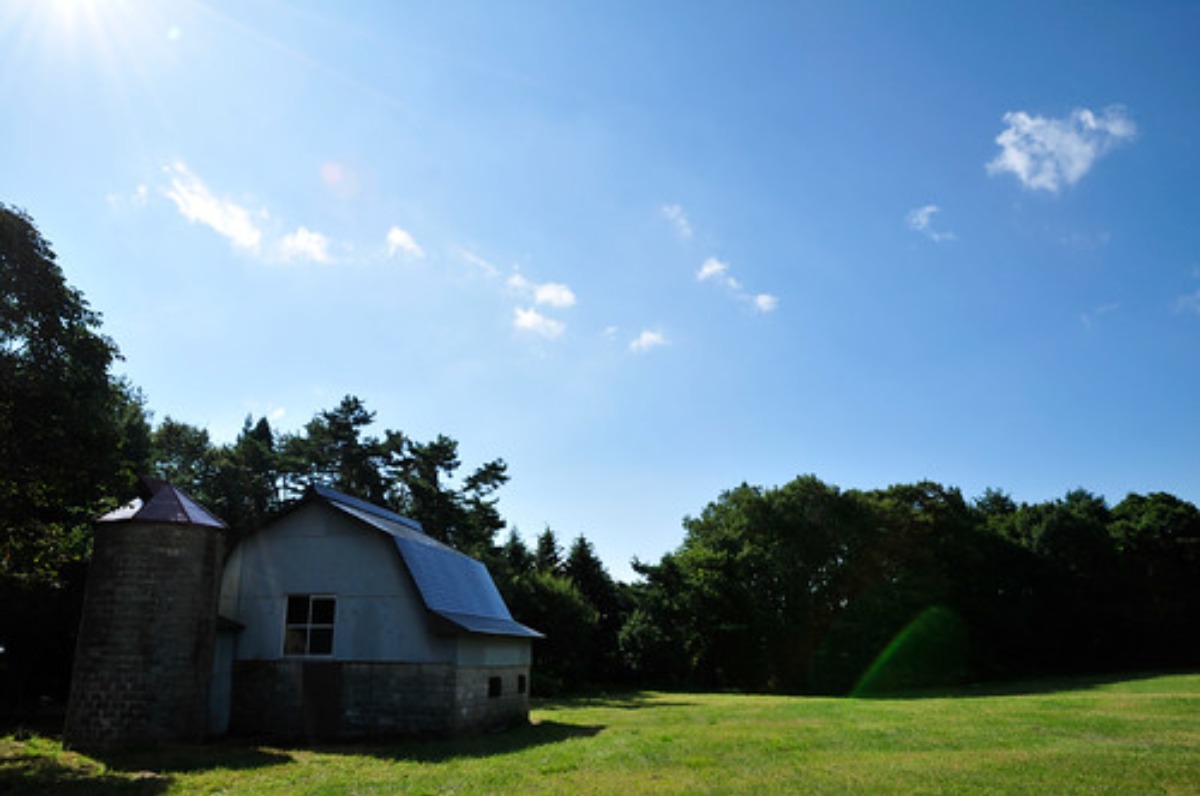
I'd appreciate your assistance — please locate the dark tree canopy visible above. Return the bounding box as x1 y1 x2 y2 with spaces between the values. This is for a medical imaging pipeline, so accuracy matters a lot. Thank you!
0 204 147 580
621 474 1200 694
0 205 150 717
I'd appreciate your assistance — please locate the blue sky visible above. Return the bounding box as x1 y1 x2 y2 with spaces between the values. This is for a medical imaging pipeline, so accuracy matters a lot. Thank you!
4 1 1198 579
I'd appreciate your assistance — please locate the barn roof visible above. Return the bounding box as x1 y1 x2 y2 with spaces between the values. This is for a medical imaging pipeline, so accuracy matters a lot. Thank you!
98 477 227 529
309 485 542 639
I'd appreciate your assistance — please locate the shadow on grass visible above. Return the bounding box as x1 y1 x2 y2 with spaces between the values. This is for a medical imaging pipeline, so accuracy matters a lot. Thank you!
536 691 697 712
1 736 293 796
1 718 606 793
318 718 605 764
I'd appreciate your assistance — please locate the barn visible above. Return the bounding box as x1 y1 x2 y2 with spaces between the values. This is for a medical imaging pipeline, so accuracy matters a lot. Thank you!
215 485 542 739
65 478 540 748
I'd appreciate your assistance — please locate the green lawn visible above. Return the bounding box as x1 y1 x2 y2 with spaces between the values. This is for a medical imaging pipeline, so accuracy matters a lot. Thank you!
3 672 1198 794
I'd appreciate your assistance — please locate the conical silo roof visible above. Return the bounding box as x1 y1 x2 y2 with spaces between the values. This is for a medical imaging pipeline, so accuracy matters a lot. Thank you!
98 476 227 529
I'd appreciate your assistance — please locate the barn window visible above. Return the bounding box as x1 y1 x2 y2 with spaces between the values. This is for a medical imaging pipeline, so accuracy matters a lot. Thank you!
488 676 502 698
284 594 336 656
518 675 527 694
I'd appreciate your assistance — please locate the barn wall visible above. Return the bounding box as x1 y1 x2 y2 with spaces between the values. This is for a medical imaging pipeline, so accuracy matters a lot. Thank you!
219 499 534 738
455 635 532 667
228 660 530 738
220 503 453 663
452 665 532 732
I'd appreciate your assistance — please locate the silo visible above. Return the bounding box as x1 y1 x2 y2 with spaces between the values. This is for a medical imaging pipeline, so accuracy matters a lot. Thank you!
64 477 226 749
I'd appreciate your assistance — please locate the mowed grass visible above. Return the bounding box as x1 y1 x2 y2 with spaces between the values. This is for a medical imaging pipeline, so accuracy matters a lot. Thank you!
3 672 1198 794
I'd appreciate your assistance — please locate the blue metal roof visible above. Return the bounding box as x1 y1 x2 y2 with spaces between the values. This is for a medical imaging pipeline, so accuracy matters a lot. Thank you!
312 486 542 639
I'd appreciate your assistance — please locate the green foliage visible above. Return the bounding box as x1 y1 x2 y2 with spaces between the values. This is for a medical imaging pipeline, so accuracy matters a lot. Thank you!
850 605 970 696
625 473 1200 694
502 569 598 694
0 205 147 580
534 527 563 574
0 205 150 718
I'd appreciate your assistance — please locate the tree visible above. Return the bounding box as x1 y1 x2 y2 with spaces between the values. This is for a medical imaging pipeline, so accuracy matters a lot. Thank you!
1 204 146 579
534 527 563 575
0 205 150 717
564 535 628 684
1109 493 1200 666
150 418 218 499
211 416 280 535
280 396 389 503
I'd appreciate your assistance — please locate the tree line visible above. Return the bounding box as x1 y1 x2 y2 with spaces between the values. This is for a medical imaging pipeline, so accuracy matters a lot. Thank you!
3 203 1199 716
623 478 1200 694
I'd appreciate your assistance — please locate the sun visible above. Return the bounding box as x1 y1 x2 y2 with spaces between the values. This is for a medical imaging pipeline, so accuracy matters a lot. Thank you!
1 0 184 109
3 0 171 65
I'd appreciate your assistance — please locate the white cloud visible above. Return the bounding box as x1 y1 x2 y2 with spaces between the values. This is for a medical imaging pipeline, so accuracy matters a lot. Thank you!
753 293 779 313
386 226 424 259
986 106 1136 192
453 246 500 277
906 204 956 242
514 307 565 339
697 257 729 282
163 161 263 251
279 227 333 263
697 256 778 313
630 329 668 353
534 282 577 309
508 271 577 308
662 204 693 239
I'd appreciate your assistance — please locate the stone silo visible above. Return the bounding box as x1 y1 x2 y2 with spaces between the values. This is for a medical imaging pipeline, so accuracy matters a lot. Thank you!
64 477 226 749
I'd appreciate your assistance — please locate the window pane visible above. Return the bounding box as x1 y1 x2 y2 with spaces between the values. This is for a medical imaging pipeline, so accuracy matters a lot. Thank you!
311 597 336 625
286 595 309 624
284 627 308 655
309 628 334 655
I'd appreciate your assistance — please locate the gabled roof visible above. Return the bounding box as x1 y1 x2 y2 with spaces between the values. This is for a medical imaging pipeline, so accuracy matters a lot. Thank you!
99 477 227 529
308 485 542 639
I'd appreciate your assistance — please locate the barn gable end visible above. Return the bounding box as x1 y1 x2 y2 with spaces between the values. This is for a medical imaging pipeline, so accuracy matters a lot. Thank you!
219 485 540 739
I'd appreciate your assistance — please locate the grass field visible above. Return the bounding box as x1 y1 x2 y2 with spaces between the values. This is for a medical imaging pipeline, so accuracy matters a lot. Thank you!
2 672 1198 794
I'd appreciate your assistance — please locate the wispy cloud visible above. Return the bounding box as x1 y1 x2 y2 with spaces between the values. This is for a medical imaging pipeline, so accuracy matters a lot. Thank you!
630 329 668 353
986 106 1136 192
514 307 565 339
453 246 500 277
107 184 149 209
386 226 424 259
661 204 693 239
696 257 777 313
1081 302 1119 330
279 227 333 263
1176 289 1200 317
163 161 263 251
906 204 956 243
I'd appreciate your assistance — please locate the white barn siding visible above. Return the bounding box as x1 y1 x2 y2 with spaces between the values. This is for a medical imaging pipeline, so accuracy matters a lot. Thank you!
221 502 453 663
